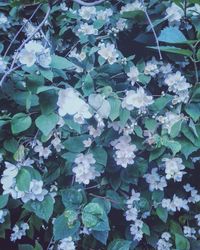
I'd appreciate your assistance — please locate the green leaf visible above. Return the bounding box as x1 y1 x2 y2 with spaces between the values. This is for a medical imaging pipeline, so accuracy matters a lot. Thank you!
158 27 187 43
185 103 200 122
175 234 190 250
170 120 182 138
150 94 172 112
142 223 150 236
51 55 76 70
63 135 89 153
148 46 192 56
121 10 145 22
40 69 53 82
156 206 168 223
19 245 34 250
35 113 59 136
24 195 54 222
61 188 83 209
119 108 130 127
0 194 9 209
108 98 121 121
53 213 80 241
162 137 181 156
149 147 165 162
16 168 31 192
108 239 131 250
82 73 94 96
92 230 109 245
92 147 107 166
11 113 32 134
82 202 109 231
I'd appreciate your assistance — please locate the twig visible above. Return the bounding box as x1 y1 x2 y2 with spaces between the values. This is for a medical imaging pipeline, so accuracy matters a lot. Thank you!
140 1 162 60
72 0 106 6
0 5 51 87
3 3 42 58
89 193 120 204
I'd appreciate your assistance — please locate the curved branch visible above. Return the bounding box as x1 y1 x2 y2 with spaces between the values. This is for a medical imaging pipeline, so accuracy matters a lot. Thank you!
140 1 162 60
0 5 51 87
72 0 106 6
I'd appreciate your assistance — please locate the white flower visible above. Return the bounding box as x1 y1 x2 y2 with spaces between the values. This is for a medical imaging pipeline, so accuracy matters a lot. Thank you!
78 23 98 35
188 189 200 204
25 40 43 53
0 209 8 223
23 20 40 38
125 207 138 221
88 94 111 118
37 48 52 68
83 138 92 148
111 135 137 168
116 18 127 31
120 1 144 14
18 48 37 67
69 48 86 62
96 9 113 20
162 157 186 182
122 87 153 111
161 112 182 134
18 40 46 67
127 65 139 85
164 71 190 92
144 168 167 191
60 2 68 11
88 125 102 138
1 162 19 191
157 232 172 250
0 13 7 25
21 179 48 203
162 195 189 212
98 43 119 65
79 6 96 20
195 214 200 226
51 136 64 152
0 13 9 30
130 219 144 242
144 58 159 76
72 153 100 185
57 88 92 123
58 237 76 250
184 226 196 239
166 3 184 24
34 140 51 159
10 223 29 242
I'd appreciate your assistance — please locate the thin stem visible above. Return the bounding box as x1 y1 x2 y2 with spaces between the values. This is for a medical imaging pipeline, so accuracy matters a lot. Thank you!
73 0 106 6
140 1 162 60
3 3 42 58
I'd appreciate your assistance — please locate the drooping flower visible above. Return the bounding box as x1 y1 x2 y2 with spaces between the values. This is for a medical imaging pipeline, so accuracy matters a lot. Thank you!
111 135 137 168
72 153 100 185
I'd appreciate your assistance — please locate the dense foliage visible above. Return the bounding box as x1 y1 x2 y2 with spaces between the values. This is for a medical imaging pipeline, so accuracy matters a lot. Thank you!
0 0 200 249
